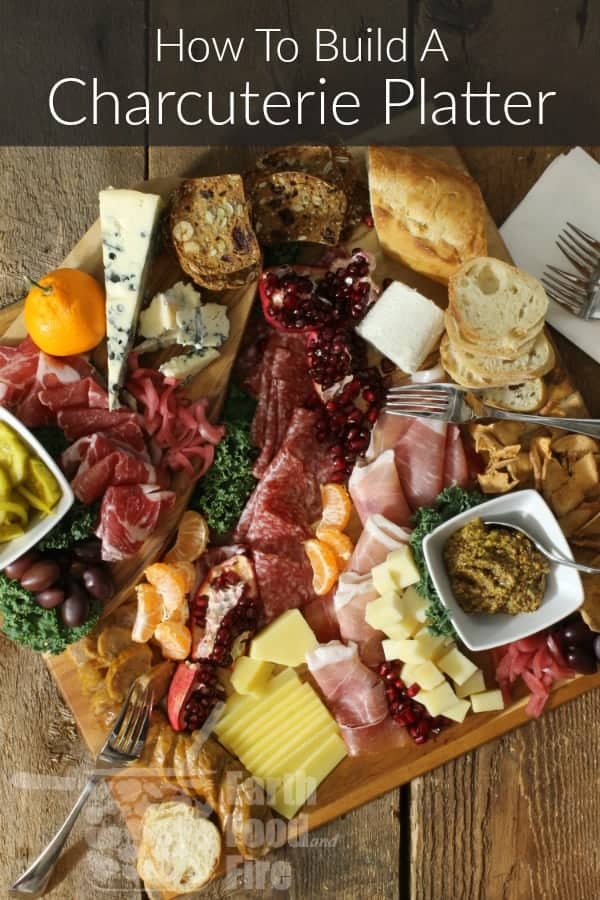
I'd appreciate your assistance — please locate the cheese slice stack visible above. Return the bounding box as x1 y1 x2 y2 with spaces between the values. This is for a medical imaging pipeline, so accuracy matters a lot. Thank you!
99 188 162 408
214 668 346 819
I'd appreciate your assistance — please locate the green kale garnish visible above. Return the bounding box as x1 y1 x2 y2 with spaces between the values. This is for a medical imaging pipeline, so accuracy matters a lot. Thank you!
0 573 101 655
31 426 69 459
38 500 100 551
191 387 258 536
410 486 486 637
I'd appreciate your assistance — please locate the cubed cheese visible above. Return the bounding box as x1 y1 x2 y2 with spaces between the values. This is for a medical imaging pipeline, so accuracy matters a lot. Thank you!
443 699 471 723
437 647 478 686
99 188 163 409
455 669 486 699
383 618 420 640
364 590 404 630
414 628 453 662
249 609 317 668
418 681 459 717
412 661 445 690
355 281 445 374
401 585 429 622
382 638 429 664
230 657 274 696
471 689 505 713
371 561 398 596
400 663 421 686
386 546 420 589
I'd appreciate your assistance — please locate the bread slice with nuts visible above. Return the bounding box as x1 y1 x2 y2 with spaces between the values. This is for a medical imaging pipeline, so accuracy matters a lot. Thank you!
170 176 261 290
248 171 347 245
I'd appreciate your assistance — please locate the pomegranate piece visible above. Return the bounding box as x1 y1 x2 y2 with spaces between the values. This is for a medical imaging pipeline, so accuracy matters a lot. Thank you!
191 555 260 667
167 660 225 732
378 662 450 745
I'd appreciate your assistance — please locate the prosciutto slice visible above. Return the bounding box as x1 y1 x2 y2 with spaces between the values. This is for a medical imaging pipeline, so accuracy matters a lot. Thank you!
443 424 469 489
96 485 176 562
349 514 411 575
333 574 384 667
348 449 411 528
302 592 340 643
394 418 448 509
365 412 413 461
307 642 408 755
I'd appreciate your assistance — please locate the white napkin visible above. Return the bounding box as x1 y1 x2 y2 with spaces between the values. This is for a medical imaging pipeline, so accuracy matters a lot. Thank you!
500 146 600 363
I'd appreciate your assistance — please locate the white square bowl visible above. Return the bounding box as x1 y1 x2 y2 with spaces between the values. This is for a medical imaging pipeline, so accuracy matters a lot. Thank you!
422 490 584 651
0 406 74 570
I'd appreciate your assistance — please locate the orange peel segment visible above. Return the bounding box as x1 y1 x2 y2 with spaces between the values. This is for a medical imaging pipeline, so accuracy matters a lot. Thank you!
304 538 339 596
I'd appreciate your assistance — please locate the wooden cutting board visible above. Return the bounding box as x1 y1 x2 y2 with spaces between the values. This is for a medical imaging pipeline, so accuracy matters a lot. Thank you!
3 148 600 883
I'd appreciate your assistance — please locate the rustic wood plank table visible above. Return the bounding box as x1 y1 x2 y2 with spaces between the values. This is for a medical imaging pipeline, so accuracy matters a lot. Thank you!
2 146 600 900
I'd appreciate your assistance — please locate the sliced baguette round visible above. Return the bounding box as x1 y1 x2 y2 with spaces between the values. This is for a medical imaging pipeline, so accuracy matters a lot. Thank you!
137 801 222 893
481 379 547 412
440 332 555 388
448 257 549 348
445 310 541 362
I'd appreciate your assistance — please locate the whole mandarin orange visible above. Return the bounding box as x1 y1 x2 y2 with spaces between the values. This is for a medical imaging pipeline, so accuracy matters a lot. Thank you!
24 268 106 356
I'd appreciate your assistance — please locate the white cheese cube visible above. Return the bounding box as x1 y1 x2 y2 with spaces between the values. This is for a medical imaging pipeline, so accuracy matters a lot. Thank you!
386 546 420 589
364 591 404 630
418 681 459 717
471 690 505 713
400 663 420 686
443 699 471 723
371 562 398 596
412 661 445 690
383 618 420 640
401 585 429 623
139 293 178 338
455 669 486 699
382 639 429 664
355 281 445 374
437 647 478 686
414 628 452 662
99 188 163 409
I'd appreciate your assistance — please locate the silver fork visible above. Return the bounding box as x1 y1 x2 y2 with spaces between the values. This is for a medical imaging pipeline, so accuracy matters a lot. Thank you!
10 681 153 897
541 222 600 319
385 383 600 439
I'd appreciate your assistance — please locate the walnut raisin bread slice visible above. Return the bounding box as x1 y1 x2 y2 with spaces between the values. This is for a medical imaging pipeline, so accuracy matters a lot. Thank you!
248 171 348 245
170 176 261 290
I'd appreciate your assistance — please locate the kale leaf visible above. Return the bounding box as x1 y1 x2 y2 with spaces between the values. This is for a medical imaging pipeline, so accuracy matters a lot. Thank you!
38 500 100 551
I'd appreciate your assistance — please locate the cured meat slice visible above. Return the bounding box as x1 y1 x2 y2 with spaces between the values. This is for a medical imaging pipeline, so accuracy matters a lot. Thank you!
349 449 411 528
281 407 335 499
365 412 413 461
302 592 340 643
16 388 54 427
246 448 313 554
349 514 411 575
443 425 469 489
72 451 156 505
252 550 315 621
60 433 151 478
96 485 176 562
394 418 447 510
340 715 410 755
334 573 384 667
252 382 279 478
39 377 108 412
57 408 142 441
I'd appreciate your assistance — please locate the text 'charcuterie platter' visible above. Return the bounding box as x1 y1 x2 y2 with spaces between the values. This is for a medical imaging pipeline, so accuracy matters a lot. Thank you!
2 146 600 896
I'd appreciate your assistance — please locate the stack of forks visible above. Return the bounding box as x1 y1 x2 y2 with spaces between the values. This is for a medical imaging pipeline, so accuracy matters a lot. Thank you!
541 222 600 319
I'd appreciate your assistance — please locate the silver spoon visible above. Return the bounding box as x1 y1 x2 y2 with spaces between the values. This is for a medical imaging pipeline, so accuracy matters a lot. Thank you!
484 520 600 576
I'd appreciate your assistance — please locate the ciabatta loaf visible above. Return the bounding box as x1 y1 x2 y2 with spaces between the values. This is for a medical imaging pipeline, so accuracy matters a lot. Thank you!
448 257 549 349
137 801 222 893
368 148 488 284
440 332 555 388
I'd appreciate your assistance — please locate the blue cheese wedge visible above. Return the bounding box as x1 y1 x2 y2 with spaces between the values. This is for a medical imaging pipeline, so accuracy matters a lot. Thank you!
159 348 220 382
137 282 229 352
200 303 230 349
99 188 162 408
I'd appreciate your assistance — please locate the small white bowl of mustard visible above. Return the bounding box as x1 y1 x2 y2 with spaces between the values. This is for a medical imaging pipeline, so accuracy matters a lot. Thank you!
422 490 584 651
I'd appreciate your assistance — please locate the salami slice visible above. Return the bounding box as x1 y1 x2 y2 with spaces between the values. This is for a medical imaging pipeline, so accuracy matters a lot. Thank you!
252 550 316 621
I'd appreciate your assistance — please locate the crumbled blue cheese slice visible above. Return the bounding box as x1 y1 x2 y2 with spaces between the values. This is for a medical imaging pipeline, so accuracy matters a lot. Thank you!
138 282 230 352
159 348 220 382
99 188 162 408
200 303 230 349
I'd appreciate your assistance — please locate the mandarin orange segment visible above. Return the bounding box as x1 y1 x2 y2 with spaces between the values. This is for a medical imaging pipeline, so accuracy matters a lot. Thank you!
304 538 339 596
315 524 354 566
170 561 197 594
320 483 352 531
132 584 163 643
144 562 188 619
164 511 209 563
153 621 192 661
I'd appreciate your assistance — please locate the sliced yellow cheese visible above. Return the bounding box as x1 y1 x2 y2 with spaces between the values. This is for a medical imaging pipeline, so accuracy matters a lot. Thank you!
214 669 299 738
232 684 323 756
383 618 419 640
471 689 505 713
455 669 486 699
251 724 339 781
386 545 420 589
230 657 274 696
216 679 303 745
270 732 347 819
249 609 317 667
364 590 404 630
401 585 429 623
245 704 335 772
437 647 478 686
382 638 429 664
443 699 471 723
412 660 445 690
418 681 458 717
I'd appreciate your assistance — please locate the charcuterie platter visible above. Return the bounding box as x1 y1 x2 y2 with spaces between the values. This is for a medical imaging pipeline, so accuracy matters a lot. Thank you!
3 146 600 895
